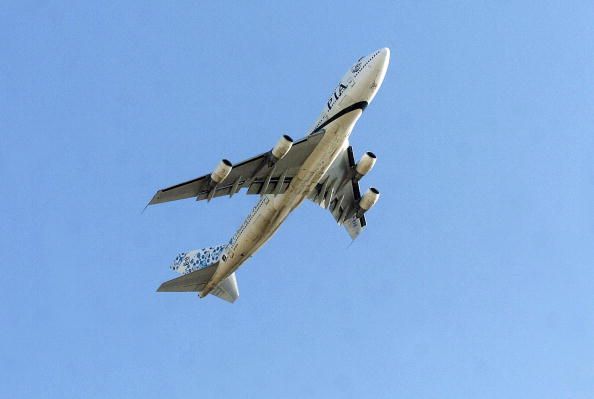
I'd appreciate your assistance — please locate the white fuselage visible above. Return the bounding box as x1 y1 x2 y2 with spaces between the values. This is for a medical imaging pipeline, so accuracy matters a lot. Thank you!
202 48 390 296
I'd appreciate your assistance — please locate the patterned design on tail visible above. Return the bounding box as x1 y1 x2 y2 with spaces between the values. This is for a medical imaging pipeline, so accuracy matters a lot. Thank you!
171 244 226 275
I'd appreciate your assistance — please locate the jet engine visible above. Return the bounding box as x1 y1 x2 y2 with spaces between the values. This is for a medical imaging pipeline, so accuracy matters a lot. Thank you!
271 134 294 162
211 159 233 183
354 152 376 180
357 187 380 217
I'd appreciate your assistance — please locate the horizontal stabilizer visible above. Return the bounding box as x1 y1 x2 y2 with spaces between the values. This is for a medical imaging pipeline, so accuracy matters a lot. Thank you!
157 264 217 292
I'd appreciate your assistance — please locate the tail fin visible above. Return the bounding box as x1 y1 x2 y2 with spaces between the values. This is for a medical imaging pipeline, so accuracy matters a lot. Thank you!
210 272 239 303
171 244 227 275
160 243 239 303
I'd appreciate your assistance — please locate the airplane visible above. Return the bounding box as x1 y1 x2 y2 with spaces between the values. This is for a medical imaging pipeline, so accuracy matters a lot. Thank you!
147 47 391 303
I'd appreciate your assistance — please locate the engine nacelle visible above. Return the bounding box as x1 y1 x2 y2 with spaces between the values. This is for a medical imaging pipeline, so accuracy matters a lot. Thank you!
354 152 377 180
271 134 294 162
211 159 233 184
357 187 380 216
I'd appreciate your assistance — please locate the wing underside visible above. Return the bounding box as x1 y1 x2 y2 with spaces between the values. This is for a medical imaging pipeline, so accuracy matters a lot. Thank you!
148 131 325 205
309 145 367 239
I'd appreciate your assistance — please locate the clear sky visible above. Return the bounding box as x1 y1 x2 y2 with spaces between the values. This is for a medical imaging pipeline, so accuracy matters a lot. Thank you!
2 1 594 398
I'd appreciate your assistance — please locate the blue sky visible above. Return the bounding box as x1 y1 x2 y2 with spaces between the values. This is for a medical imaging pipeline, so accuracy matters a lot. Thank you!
2 1 594 398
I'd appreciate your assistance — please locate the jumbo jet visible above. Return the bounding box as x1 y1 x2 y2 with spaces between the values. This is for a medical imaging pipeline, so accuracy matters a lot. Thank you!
148 47 391 303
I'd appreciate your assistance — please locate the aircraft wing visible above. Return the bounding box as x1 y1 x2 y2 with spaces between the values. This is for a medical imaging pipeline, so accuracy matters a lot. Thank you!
308 145 367 239
148 130 325 205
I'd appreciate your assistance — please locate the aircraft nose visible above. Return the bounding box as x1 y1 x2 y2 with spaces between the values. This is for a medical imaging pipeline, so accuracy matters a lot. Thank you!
372 47 390 78
338 47 391 106
376 47 390 69
357 47 390 103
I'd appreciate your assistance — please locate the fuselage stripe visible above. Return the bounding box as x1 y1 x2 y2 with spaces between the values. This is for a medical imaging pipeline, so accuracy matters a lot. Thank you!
311 101 368 134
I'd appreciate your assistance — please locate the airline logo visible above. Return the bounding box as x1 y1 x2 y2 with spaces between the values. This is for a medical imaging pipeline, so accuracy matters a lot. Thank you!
326 83 348 111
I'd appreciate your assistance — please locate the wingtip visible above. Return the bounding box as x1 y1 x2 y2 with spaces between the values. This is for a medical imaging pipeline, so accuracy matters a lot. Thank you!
144 191 163 211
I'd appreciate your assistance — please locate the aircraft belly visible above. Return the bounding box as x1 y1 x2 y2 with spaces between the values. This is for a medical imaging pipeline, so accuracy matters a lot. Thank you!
292 110 362 198
237 110 362 257
232 110 361 264
203 109 362 294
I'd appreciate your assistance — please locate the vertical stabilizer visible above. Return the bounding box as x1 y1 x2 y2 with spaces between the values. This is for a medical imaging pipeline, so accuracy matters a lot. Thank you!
171 244 226 275
210 273 239 303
